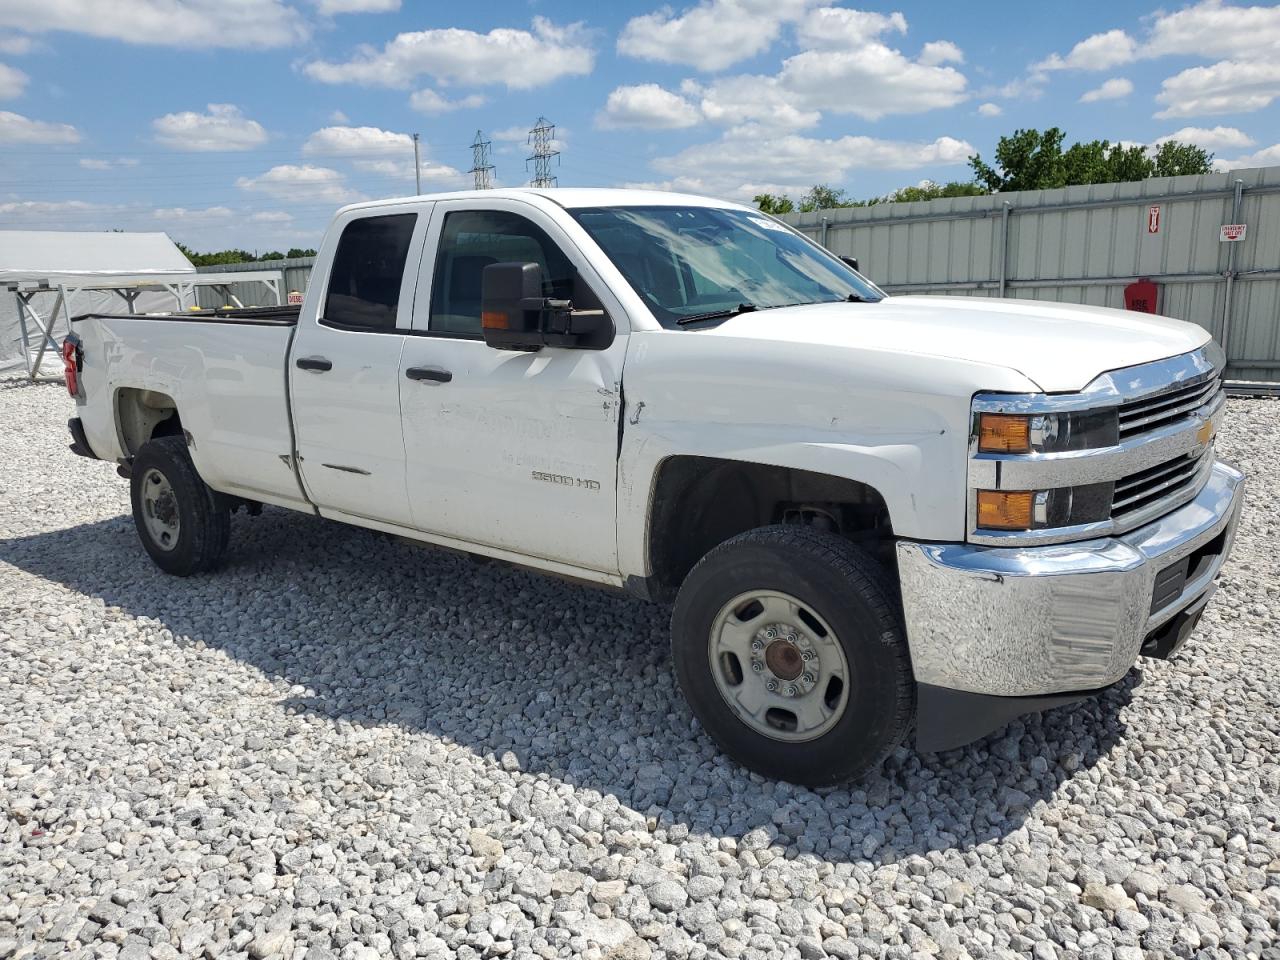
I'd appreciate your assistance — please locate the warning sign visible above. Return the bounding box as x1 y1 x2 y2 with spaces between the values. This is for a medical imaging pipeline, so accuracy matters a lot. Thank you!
1147 205 1161 234
288 290 304 304
1220 223 1247 242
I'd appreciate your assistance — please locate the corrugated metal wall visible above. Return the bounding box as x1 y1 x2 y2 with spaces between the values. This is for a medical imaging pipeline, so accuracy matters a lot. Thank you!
784 165 1280 382
194 256 315 309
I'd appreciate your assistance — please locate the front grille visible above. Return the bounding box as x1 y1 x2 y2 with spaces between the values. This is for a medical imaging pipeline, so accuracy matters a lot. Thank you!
1112 450 1208 520
1117 375 1221 439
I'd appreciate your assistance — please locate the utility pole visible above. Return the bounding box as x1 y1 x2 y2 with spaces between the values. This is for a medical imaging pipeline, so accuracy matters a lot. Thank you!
527 116 559 188
412 132 421 194
468 130 495 190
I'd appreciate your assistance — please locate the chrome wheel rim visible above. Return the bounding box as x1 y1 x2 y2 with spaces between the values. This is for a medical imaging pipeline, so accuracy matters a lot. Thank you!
708 590 850 742
141 468 180 551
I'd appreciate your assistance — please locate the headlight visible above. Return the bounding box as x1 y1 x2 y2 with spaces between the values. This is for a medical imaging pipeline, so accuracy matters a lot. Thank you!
976 410 1119 454
975 484 1114 532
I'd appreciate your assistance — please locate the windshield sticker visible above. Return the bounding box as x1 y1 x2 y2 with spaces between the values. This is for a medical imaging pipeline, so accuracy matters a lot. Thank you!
747 215 789 233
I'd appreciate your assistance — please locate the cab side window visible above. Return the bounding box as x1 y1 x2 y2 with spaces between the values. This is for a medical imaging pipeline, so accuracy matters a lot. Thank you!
324 213 417 331
429 210 574 337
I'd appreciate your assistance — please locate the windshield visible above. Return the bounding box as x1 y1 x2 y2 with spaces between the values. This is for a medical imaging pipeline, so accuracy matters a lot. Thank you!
570 205 882 327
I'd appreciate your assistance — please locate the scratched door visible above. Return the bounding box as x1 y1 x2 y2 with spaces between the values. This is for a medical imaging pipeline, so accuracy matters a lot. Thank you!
398 198 628 573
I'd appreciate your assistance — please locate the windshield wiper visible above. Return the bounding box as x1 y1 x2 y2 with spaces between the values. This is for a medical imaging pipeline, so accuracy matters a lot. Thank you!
676 302 757 325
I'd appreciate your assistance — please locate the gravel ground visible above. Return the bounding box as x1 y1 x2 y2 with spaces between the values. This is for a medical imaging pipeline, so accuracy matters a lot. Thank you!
1 378 1277 960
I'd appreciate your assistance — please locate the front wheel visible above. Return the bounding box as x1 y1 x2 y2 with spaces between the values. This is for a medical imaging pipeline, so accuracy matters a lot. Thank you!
671 525 914 786
130 436 230 577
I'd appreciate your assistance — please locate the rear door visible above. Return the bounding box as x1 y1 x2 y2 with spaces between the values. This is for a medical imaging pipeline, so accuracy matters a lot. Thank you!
398 198 628 572
291 205 430 526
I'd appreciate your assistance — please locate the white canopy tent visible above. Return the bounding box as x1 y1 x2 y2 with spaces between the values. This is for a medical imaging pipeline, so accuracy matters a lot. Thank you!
1 231 284 379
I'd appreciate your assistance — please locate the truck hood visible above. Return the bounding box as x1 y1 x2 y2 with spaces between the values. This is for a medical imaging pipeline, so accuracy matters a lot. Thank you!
705 295 1211 393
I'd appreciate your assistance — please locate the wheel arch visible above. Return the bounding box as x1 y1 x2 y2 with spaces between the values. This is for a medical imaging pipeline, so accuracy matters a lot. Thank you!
115 387 184 458
640 454 896 602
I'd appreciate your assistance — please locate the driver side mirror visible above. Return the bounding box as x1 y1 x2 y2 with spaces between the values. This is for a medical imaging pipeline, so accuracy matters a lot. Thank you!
840 255 860 273
480 261 615 352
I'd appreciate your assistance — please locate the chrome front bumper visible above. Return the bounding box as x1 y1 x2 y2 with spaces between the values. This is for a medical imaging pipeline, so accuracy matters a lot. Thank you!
896 460 1244 698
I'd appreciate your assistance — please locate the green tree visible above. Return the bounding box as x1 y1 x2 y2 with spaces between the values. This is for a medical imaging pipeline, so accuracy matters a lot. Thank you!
1151 140 1214 177
753 193 794 214
258 251 286 261
970 128 1214 192
798 184 852 212
286 247 318 259
969 127 1069 192
877 180 987 204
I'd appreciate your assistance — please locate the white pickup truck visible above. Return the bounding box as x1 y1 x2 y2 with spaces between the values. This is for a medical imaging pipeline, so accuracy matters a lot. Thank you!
63 188 1244 785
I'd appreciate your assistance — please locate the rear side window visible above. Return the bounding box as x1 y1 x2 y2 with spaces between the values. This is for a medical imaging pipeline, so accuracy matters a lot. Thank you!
324 213 417 331
429 210 574 336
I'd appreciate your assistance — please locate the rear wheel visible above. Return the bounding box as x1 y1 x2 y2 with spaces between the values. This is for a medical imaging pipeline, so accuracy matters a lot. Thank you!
130 436 229 576
671 525 914 786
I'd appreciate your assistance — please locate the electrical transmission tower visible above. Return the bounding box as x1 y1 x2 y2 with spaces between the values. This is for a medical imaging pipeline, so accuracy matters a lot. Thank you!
527 116 559 188
468 130 495 190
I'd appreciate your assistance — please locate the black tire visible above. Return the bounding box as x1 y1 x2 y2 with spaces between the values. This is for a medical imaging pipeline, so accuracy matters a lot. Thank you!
671 525 914 786
129 436 230 577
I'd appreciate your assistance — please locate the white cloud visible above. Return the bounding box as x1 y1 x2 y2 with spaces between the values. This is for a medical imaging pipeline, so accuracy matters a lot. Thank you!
1036 28 1137 71
794 8 906 49
408 89 486 115
0 110 79 144
619 0 818 72
1079 77 1133 102
236 164 364 204
329 109 349 124
0 0 307 49
79 157 139 170
312 0 399 14
0 199 109 222
153 206 235 221
250 210 294 223
347 157 464 184
977 101 1002 117
302 126 465 186
650 131 975 198
1217 142 1280 169
1155 58 1280 117
303 124 411 157
684 75 822 129
1143 0 1280 60
0 35 33 55
303 17 593 90
918 40 964 67
0 62 26 98
1154 126 1255 151
597 84 701 129
152 104 267 151
771 47 967 122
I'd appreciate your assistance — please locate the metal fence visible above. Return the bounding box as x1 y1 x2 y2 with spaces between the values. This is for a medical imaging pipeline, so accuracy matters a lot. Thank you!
195 256 315 309
783 165 1280 382
195 166 1280 381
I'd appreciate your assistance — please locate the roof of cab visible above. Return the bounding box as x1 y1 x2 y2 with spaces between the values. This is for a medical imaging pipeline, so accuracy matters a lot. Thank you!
335 187 752 217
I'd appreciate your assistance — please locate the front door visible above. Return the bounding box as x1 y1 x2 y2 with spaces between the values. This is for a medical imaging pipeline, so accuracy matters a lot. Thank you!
398 198 628 572
291 207 429 527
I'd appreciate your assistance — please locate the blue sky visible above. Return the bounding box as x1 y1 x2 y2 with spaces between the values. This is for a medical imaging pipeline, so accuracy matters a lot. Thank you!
1 0 1277 252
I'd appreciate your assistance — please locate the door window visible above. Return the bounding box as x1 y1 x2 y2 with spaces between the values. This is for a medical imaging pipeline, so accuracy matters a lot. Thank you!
429 210 574 336
323 213 418 331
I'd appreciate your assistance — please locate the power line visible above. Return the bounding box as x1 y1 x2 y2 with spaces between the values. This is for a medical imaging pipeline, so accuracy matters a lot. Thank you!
527 116 559 189
468 130 495 190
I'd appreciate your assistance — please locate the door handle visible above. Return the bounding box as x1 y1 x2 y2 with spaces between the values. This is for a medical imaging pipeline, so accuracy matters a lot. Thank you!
296 356 333 372
405 366 452 383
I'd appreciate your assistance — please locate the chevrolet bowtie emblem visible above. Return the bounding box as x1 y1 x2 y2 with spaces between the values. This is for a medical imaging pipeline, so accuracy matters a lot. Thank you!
1196 419 1215 446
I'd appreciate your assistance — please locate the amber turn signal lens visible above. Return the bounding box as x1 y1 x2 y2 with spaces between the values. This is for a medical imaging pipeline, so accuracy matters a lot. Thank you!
978 413 1032 453
976 490 1034 530
481 310 509 330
